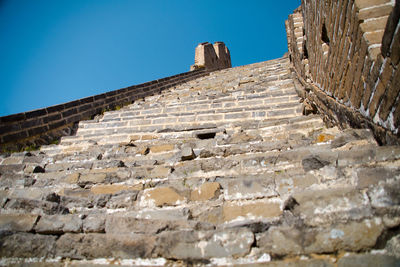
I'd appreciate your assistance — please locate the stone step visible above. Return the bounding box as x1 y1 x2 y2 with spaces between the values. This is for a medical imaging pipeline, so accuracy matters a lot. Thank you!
81 105 303 131
61 114 320 148
78 100 302 129
28 127 386 181
87 89 300 124
47 116 324 160
40 140 380 182
5 156 399 218
122 82 296 108
5 159 398 224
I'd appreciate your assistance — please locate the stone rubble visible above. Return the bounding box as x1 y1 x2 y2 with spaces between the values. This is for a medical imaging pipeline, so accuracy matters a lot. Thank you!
0 57 399 266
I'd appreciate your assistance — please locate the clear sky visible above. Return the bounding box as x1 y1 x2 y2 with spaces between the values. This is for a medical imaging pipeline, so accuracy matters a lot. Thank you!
0 0 300 116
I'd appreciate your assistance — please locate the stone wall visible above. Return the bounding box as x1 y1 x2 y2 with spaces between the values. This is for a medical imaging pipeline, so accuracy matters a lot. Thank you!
190 42 231 71
287 0 400 145
0 69 208 151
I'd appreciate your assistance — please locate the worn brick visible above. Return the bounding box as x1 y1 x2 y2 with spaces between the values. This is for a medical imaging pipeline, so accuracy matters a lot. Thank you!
0 214 38 232
140 187 185 207
190 182 220 201
292 187 371 226
197 114 223 121
368 57 394 115
0 232 57 258
258 218 383 256
360 16 389 32
382 1 400 55
342 61 355 101
152 117 176 125
358 3 393 20
379 67 400 120
35 214 82 234
223 199 282 222
149 144 174 153
369 80 387 118
90 184 142 195
355 0 391 10
224 112 251 120
393 100 400 128
55 233 156 259
350 40 369 108
338 254 400 267
390 18 400 65
78 173 107 185
2 131 29 143
364 30 385 45
156 228 253 260
363 55 383 108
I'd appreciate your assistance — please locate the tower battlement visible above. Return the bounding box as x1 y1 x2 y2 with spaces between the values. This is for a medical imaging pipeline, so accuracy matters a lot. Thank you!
190 41 231 71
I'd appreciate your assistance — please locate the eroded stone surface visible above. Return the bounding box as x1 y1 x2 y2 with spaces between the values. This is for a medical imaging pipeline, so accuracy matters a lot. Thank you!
35 214 82 234
0 214 38 232
223 199 282 222
258 218 384 256
190 182 220 201
155 228 253 259
0 55 399 265
55 233 156 259
140 187 185 207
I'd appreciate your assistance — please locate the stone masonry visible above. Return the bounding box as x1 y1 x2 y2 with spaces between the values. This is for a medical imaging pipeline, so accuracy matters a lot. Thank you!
1 1 400 266
190 42 231 71
1 56 400 266
287 0 400 145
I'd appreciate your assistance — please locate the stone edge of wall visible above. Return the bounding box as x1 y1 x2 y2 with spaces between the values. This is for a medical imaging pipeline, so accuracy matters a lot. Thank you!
286 1 400 145
290 66 400 145
0 69 209 151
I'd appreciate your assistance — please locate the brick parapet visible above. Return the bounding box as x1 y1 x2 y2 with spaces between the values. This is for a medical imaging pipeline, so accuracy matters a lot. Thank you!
0 69 209 151
286 0 400 143
290 65 400 145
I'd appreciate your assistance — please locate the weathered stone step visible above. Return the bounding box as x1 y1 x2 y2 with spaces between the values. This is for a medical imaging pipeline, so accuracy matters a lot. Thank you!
4 166 397 226
59 120 316 150
117 84 297 112
27 119 374 169
110 79 295 103
38 139 383 183
81 93 300 128
78 101 301 131
3 50 400 265
60 115 318 150
4 156 400 217
39 140 379 176
72 113 321 137
17 140 394 191
70 119 303 147
1 253 394 266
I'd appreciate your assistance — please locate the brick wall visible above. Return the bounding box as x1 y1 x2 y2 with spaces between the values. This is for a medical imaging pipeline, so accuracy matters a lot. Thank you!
287 0 400 145
0 69 208 151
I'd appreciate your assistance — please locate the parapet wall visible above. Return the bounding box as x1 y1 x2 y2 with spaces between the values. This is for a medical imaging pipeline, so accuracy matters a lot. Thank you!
0 69 208 151
287 0 400 145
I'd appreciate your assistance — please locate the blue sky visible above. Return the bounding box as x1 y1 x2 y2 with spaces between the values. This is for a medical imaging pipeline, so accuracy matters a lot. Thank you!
0 0 300 116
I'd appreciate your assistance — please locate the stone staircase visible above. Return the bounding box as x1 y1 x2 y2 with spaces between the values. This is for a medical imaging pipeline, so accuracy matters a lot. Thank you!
0 57 399 266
